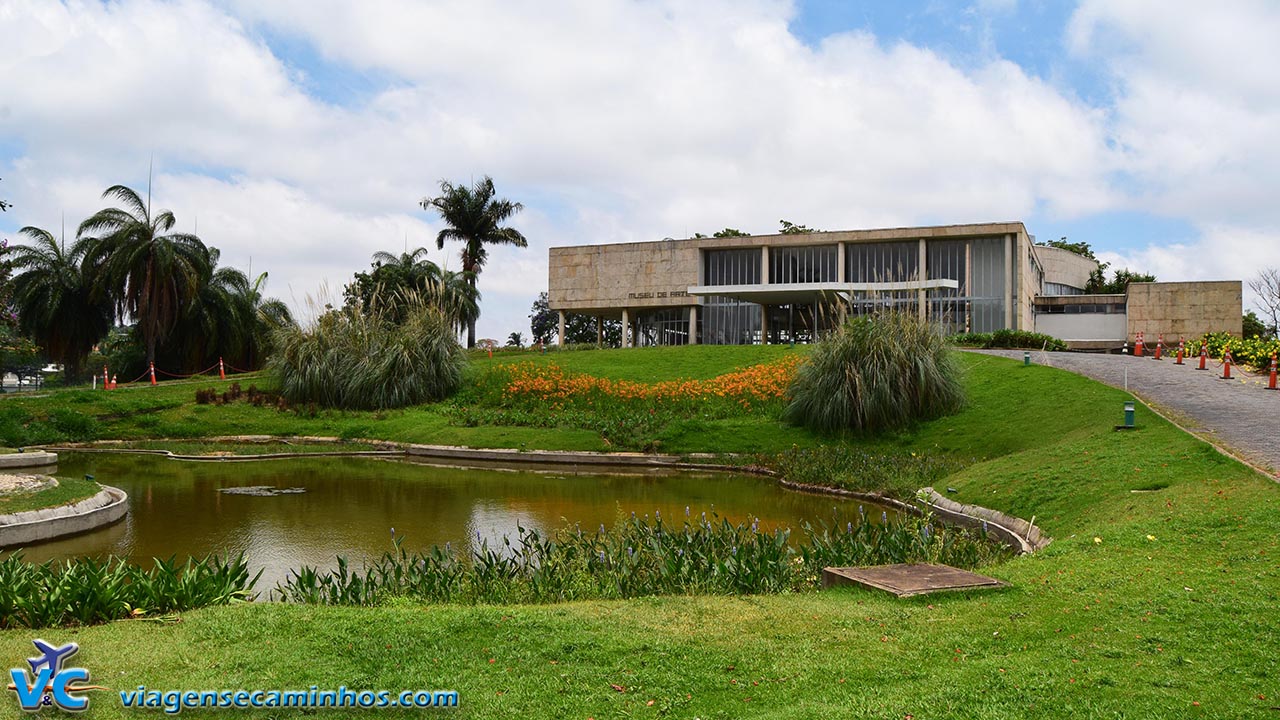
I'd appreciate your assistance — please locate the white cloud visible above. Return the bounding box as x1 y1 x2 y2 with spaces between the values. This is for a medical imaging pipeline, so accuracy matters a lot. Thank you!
1 0 1190 341
1067 0 1280 311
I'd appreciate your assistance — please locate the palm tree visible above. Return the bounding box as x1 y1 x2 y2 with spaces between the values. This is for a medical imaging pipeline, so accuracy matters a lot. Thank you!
78 185 212 365
7 227 112 381
237 270 294 370
170 255 294 372
420 176 527 348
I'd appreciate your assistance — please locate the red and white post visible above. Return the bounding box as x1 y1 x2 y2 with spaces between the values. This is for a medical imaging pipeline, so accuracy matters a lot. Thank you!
1268 352 1278 391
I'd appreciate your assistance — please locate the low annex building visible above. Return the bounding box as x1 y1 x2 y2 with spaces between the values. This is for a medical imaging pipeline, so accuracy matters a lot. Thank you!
547 222 1241 349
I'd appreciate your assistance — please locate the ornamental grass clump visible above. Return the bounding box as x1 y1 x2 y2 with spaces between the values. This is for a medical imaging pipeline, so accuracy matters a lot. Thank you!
784 311 964 434
269 296 466 410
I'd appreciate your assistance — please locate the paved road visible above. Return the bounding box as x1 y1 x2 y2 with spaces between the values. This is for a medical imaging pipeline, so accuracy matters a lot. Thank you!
968 349 1279 477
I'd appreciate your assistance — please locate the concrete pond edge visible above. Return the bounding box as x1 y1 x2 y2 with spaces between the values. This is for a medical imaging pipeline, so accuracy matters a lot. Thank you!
0 450 59 471
0 484 129 548
42 437 1049 554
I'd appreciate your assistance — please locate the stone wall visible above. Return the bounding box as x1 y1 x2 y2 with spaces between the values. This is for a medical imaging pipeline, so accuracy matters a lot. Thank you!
1126 281 1243 340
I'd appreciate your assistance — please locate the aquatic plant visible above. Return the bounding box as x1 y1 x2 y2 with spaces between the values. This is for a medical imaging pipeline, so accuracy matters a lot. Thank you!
275 511 1008 606
0 554 258 629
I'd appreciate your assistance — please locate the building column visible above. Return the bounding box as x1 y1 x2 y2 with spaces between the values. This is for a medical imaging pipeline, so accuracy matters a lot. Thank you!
1004 233 1014 329
837 242 846 282
964 240 973 333
621 308 631 348
761 246 770 285
557 310 566 348
688 304 698 345
918 238 927 320
596 316 603 347
760 304 769 345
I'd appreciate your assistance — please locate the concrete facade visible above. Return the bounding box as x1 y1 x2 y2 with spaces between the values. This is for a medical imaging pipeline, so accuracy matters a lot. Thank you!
549 222 1040 345
1034 245 1097 291
548 223 1242 348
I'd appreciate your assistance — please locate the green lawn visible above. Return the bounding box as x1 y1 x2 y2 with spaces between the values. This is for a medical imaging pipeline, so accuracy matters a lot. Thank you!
1 347 1277 718
0 477 100 515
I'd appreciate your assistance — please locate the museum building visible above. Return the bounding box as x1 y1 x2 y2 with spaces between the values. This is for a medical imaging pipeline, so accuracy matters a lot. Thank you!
547 222 1241 349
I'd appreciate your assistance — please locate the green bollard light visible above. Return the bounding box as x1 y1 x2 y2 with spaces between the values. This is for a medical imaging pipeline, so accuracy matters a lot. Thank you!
1121 401 1136 429
1023 351 1031 366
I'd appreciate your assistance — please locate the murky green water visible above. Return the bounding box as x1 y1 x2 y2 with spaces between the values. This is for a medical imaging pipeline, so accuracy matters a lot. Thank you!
14 452 888 589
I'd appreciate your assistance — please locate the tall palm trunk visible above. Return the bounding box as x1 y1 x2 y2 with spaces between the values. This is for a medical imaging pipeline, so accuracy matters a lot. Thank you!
466 275 477 348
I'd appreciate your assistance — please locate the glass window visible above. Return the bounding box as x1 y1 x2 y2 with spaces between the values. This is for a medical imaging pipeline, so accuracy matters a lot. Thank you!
769 245 838 284
703 248 760 286
701 296 761 345
845 242 918 283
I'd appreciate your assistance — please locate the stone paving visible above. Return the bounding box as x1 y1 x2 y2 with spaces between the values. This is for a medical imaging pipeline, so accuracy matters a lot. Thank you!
969 349 1279 477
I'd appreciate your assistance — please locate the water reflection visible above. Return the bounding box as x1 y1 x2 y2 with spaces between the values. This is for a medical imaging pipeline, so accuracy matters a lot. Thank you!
8 453 890 589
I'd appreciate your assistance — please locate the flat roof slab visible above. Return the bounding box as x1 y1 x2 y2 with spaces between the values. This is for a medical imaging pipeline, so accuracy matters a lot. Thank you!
822 563 1007 598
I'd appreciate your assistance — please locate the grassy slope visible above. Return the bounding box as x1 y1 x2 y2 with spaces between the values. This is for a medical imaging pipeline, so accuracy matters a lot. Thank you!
1 348 1277 718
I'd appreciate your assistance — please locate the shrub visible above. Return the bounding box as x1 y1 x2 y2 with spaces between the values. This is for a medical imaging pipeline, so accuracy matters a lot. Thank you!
268 300 467 410
949 329 1067 351
785 312 964 435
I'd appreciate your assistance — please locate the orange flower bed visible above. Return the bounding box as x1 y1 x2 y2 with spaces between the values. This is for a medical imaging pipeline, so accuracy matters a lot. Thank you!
498 355 804 404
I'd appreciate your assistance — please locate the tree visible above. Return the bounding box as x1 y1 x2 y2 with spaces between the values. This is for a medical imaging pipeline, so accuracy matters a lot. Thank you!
694 228 751 239
1243 311 1268 339
1085 266 1156 294
1248 267 1280 338
78 185 212 365
1037 236 1097 260
506 331 524 348
529 291 621 347
343 247 479 331
420 176 527 348
779 220 819 235
7 227 113 381
166 252 295 372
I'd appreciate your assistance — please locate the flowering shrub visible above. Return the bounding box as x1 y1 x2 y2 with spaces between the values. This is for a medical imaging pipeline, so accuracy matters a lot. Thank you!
1184 331 1280 370
454 356 805 449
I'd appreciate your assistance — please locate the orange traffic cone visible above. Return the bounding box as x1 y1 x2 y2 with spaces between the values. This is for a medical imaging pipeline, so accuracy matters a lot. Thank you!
1197 342 1208 370
150 362 157 386
1153 333 1163 360
1135 332 1145 357
219 357 226 381
1220 347 1233 380
103 366 109 390
110 374 118 390
1174 337 1185 365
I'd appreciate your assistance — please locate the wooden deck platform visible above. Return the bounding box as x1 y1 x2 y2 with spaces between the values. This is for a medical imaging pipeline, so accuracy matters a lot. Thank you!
822 563 1007 598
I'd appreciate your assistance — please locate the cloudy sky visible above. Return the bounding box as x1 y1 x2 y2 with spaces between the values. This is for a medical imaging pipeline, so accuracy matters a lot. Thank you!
2 0 1277 339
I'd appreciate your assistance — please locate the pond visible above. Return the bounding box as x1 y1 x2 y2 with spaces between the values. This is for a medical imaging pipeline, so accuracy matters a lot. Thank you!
14 452 892 589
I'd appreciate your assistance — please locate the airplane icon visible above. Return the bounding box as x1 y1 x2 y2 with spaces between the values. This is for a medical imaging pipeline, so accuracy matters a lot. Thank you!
27 640 79 675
